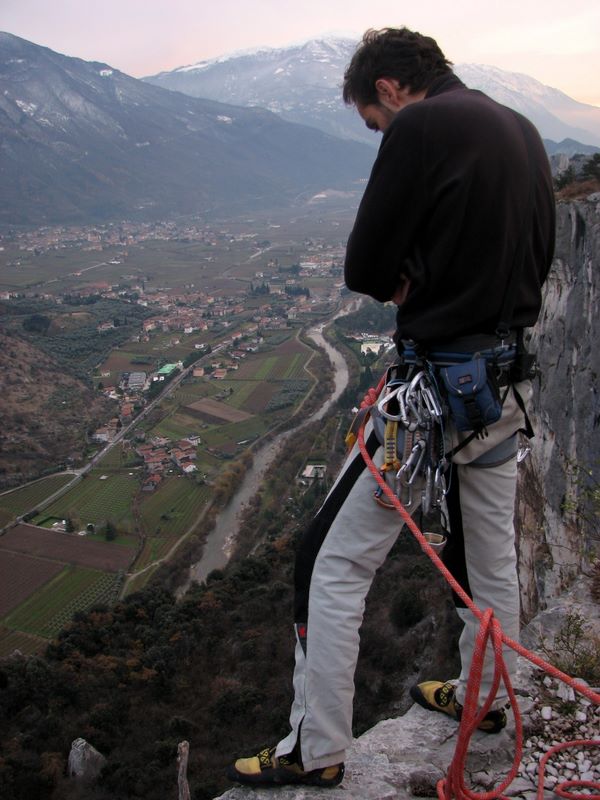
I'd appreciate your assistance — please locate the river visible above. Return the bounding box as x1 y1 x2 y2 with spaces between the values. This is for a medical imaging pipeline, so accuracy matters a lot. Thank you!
181 306 355 590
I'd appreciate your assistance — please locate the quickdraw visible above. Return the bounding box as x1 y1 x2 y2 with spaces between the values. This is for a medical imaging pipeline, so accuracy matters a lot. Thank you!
373 368 449 515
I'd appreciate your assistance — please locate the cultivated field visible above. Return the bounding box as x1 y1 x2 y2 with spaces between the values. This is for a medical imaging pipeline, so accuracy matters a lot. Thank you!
0 551 64 616
138 477 211 539
0 627 48 657
0 473 75 519
0 525 127 655
36 470 140 530
185 397 252 423
0 524 132 571
3 566 121 639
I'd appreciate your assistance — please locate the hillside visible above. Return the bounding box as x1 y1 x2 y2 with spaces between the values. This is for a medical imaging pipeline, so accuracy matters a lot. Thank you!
0 32 374 226
0 331 113 488
0 413 461 800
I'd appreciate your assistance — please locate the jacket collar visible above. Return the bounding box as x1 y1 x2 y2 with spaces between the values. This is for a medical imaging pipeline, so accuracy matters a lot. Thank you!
425 73 466 99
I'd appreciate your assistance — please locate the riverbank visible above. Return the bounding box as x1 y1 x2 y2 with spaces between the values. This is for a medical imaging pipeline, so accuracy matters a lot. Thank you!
181 307 355 589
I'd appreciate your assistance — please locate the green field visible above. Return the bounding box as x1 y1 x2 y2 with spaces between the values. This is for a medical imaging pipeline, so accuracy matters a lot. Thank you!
0 473 76 519
35 470 140 530
123 565 160 597
135 537 172 571
139 476 211 538
152 410 205 441
3 566 121 639
201 417 270 448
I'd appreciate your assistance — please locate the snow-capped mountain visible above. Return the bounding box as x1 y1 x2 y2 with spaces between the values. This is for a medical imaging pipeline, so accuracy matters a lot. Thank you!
0 33 374 226
145 39 367 145
145 37 600 149
454 64 600 148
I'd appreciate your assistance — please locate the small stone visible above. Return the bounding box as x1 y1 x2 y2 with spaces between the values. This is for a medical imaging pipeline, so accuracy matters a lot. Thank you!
546 765 558 777
575 711 587 722
565 761 577 770
581 771 595 782
556 684 576 702
541 706 553 720
543 677 553 688
506 776 536 795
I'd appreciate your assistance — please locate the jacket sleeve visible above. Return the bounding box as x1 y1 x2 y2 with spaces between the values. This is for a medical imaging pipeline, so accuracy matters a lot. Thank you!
344 111 428 303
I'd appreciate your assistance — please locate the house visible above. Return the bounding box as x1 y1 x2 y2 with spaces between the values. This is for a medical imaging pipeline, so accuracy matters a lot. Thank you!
120 402 134 418
142 474 162 492
301 464 327 481
97 321 115 332
128 372 146 390
92 427 114 443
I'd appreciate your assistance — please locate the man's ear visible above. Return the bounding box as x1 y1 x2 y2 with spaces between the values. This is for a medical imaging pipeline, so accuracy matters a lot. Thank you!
375 78 405 104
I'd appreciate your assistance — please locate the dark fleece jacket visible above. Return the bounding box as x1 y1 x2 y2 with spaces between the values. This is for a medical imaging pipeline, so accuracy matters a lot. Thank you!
344 74 556 345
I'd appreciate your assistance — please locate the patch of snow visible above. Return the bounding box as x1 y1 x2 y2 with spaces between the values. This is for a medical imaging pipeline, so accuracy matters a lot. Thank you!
15 99 37 115
176 61 210 73
135 141 150 147
99 69 113 77
217 115 233 124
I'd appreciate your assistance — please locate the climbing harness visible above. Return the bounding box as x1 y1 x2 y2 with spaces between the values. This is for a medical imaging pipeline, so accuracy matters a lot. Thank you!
354 383 600 800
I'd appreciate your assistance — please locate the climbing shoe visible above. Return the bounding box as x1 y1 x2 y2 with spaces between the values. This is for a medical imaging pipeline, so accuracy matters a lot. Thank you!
226 745 345 787
410 680 507 734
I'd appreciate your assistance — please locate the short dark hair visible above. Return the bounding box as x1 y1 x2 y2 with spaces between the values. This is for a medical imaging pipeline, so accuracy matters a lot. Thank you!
343 27 453 106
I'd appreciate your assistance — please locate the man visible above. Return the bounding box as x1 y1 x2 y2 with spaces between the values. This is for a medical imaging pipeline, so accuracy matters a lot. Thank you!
227 27 555 788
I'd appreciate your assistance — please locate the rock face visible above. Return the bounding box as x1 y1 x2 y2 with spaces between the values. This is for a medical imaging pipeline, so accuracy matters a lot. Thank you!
67 738 107 782
518 193 600 619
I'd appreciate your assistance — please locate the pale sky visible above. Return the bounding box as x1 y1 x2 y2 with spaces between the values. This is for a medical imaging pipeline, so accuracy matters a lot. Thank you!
2 0 600 106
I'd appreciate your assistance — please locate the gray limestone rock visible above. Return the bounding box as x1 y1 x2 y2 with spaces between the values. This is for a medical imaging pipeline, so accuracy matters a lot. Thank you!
67 737 107 782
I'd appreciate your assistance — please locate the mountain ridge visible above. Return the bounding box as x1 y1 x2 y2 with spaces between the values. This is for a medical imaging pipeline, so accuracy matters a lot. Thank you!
144 36 600 149
0 32 374 227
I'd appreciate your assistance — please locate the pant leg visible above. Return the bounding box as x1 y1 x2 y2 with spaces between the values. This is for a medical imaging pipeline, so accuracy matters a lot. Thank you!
452 456 520 708
276 422 411 771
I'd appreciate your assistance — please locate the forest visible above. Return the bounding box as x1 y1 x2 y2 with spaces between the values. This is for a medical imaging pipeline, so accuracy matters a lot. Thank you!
0 403 461 800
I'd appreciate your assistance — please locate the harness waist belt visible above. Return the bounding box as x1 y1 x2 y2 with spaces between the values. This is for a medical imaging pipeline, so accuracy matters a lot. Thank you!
399 345 517 368
399 331 518 366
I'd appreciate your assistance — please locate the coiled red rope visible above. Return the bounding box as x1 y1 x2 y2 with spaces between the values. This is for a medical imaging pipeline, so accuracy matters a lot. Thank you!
356 383 600 800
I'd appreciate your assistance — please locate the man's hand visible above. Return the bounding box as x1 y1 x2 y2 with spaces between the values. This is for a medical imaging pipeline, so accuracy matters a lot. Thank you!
391 274 411 306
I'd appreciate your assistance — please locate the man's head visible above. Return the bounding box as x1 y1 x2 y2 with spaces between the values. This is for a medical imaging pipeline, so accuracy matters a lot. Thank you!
343 28 453 133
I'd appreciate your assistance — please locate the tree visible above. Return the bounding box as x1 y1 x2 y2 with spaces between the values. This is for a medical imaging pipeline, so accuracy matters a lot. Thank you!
554 166 575 190
22 314 51 334
105 520 117 541
582 153 600 182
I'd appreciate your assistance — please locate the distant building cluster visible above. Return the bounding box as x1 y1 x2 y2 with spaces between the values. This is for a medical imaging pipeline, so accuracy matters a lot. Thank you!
135 436 202 491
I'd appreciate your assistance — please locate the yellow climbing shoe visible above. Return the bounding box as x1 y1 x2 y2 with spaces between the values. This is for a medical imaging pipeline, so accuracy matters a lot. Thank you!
227 745 344 787
410 680 507 733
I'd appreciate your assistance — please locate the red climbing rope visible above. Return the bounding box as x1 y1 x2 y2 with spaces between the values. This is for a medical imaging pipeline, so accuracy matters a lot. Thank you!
355 389 600 800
